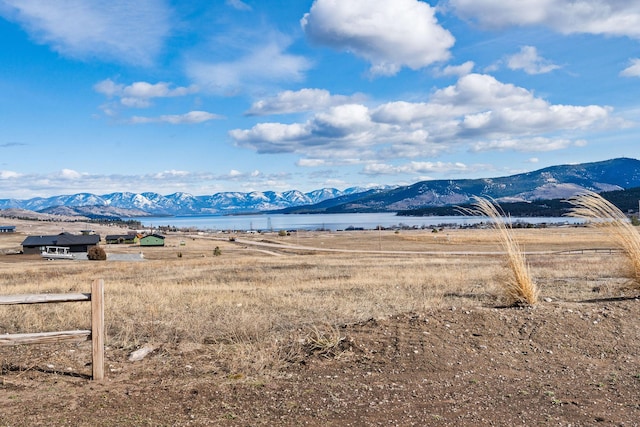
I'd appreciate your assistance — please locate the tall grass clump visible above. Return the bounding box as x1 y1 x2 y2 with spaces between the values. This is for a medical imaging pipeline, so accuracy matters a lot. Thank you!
460 196 538 305
566 191 640 286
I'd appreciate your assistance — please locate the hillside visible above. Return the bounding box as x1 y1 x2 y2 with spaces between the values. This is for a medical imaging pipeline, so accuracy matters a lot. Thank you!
398 186 640 217
287 158 640 214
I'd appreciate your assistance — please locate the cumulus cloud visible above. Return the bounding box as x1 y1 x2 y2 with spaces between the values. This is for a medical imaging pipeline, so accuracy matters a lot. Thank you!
231 104 385 158
94 79 198 108
620 58 640 77
186 33 311 95
246 89 367 116
435 61 475 77
448 0 640 39
59 168 84 179
506 46 560 74
0 0 171 66
230 73 613 169
129 111 223 124
301 0 454 76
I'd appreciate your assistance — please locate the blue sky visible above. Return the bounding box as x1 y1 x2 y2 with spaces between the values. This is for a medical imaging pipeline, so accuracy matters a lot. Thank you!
1 0 639 199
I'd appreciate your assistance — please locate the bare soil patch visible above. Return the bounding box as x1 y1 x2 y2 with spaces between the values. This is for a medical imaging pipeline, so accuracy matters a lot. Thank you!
2 299 639 426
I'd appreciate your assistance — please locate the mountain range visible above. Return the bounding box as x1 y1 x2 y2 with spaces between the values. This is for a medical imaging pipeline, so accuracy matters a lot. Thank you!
1 157 639 218
281 157 640 214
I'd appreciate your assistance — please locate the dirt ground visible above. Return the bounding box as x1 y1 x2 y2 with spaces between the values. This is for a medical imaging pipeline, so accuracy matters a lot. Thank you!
1 298 639 426
1 218 640 425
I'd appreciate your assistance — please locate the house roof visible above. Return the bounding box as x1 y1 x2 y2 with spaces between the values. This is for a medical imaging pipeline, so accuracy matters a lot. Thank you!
22 232 100 247
105 234 136 240
140 234 165 240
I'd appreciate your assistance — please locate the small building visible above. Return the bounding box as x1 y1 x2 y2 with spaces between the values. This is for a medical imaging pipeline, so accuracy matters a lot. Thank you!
0 225 16 233
105 234 139 244
139 234 165 247
21 232 101 255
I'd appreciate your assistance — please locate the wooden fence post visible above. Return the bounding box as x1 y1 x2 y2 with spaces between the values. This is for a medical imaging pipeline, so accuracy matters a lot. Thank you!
91 279 105 381
0 279 105 380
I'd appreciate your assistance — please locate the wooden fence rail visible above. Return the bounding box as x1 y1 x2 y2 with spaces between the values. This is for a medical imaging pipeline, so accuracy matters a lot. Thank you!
0 279 104 380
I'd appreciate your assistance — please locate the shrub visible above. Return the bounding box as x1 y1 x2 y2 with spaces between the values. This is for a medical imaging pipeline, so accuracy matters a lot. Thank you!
459 196 538 306
87 245 107 261
566 191 640 286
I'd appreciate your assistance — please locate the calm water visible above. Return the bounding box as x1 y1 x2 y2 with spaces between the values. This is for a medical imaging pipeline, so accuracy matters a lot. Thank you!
129 212 581 232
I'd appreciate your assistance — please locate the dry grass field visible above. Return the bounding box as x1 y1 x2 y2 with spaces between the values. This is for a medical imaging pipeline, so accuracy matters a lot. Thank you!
1 218 639 425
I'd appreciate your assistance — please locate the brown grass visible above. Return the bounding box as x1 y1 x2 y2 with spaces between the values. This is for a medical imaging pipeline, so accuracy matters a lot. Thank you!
566 190 640 287
0 220 630 378
458 197 539 305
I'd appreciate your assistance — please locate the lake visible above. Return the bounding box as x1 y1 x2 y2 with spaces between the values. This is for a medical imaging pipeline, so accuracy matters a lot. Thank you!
129 212 582 232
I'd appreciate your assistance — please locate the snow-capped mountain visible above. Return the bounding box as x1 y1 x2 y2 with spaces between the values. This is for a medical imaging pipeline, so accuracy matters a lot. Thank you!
1 158 639 217
0 187 368 216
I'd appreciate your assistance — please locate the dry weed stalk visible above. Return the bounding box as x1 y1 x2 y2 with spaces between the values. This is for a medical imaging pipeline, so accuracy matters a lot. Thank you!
566 191 640 286
460 197 538 305
304 324 345 358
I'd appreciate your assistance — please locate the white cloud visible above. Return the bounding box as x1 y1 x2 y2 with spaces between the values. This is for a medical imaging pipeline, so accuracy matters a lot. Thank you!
220 169 263 181
187 34 311 95
226 0 252 11
435 61 475 77
231 122 312 153
94 79 198 108
301 0 454 76
232 104 381 157
246 89 367 116
448 0 640 39
152 170 190 179
0 0 171 66
93 79 121 98
59 168 84 179
122 81 196 99
129 111 223 125
470 137 581 152
231 73 613 165
0 168 300 199
362 161 469 176
620 58 640 77
506 46 560 74
297 159 327 167
0 170 22 179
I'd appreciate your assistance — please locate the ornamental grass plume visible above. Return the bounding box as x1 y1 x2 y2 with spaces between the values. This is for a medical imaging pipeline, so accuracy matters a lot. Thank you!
566 190 640 287
460 196 538 306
